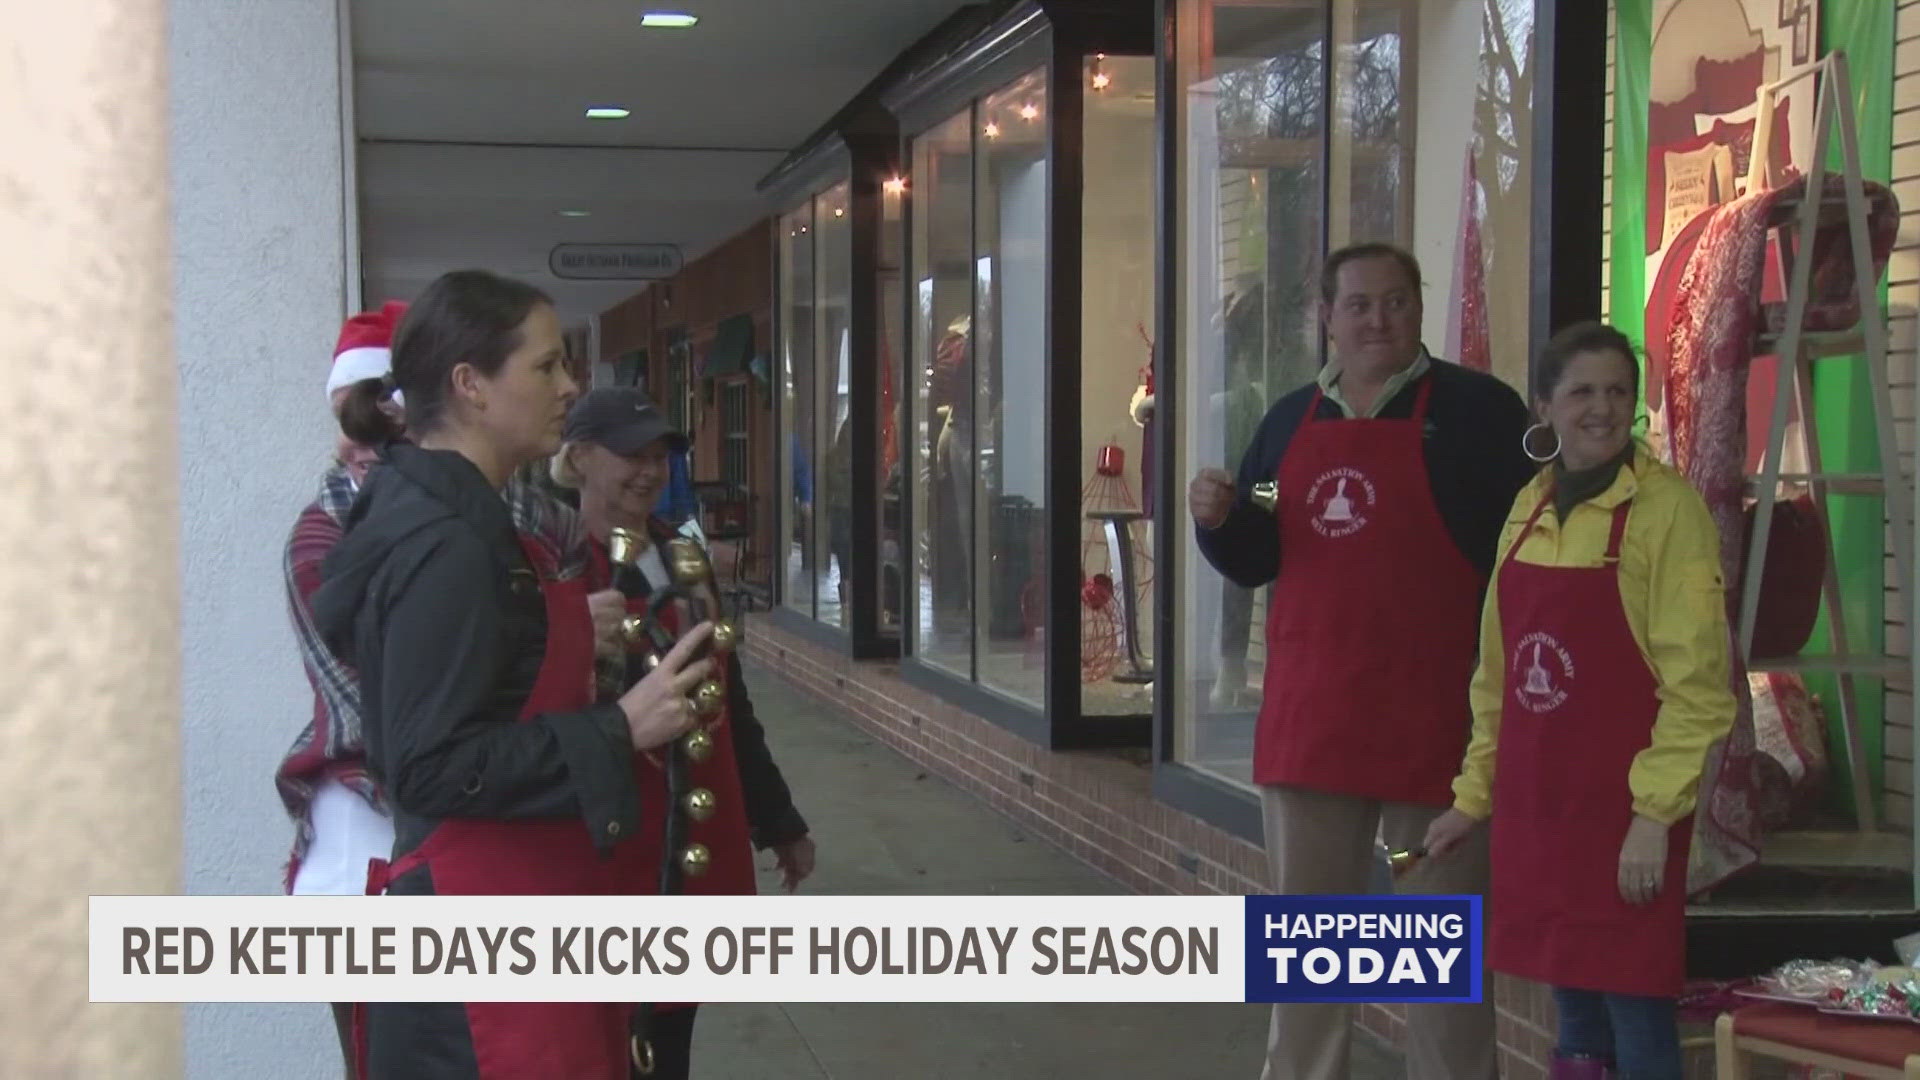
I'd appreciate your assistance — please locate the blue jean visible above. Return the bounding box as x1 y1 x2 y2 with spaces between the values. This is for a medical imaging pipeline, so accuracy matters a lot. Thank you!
1553 986 1682 1079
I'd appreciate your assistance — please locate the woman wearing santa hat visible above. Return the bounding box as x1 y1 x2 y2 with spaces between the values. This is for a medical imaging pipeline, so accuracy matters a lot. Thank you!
273 301 408 1077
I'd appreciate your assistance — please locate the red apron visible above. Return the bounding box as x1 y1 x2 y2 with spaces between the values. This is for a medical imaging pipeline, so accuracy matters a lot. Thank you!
357 536 628 1080
1487 494 1690 998
1254 378 1484 806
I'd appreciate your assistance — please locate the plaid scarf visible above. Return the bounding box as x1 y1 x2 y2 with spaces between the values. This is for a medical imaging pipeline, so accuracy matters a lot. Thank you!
275 461 590 891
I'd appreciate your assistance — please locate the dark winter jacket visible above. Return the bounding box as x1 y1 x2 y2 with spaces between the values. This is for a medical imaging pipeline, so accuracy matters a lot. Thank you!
1196 360 1537 588
310 442 639 861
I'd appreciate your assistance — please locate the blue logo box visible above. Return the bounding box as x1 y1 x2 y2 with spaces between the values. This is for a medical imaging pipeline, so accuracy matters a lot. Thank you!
1243 894 1483 1004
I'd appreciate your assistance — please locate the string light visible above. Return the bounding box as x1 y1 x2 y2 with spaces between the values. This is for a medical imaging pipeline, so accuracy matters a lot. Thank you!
984 120 1001 138
1020 103 1038 121
883 176 907 196
1091 53 1110 91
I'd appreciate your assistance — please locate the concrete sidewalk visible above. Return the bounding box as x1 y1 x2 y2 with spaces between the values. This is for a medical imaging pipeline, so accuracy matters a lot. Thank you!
691 661 1407 1079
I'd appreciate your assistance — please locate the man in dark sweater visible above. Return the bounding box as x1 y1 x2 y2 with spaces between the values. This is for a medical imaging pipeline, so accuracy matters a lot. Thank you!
1189 243 1535 1080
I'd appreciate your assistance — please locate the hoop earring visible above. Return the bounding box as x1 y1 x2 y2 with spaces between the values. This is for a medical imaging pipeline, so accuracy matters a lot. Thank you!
1522 422 1561 464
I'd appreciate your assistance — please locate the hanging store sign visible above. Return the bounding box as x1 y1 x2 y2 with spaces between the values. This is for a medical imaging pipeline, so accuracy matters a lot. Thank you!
549 243 683 280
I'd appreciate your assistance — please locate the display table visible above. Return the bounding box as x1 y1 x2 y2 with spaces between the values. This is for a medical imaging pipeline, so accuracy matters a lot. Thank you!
1715 1001 1920 1077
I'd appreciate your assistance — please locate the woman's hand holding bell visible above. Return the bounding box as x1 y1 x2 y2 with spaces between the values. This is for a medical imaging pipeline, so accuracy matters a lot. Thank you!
617 622 715 750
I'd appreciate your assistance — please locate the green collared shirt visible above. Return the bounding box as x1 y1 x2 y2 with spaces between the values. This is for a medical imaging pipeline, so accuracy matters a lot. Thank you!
1316 348 1433 418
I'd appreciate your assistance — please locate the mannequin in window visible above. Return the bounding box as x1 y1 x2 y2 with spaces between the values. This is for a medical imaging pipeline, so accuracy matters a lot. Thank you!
929 314 973 633
824 411 854 614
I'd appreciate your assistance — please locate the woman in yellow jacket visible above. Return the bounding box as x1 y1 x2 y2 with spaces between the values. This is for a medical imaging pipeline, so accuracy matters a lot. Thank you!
1423 321 1734 1080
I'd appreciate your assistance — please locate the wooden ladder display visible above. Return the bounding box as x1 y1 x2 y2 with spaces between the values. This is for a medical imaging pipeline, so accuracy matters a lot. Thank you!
1741 51 1914 862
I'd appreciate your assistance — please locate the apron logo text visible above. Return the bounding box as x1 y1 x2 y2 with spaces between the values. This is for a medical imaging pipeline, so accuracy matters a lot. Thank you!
1305 467 1377 538
1512 632 1575 713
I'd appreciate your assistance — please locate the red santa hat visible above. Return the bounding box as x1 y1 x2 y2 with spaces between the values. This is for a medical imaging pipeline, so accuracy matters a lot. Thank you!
326 300 409 401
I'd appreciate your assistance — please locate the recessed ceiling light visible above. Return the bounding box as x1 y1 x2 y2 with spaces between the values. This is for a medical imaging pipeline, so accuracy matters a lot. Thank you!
586 107 631 119
558 209 592 218
640 12 699 28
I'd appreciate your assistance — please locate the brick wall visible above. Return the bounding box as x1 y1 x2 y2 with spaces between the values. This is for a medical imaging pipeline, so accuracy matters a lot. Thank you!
1881 0 1920 829
742 616 1732 1076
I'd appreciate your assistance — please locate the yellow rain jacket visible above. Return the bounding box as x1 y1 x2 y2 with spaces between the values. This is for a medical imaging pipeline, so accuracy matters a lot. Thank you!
1451 446 1736 826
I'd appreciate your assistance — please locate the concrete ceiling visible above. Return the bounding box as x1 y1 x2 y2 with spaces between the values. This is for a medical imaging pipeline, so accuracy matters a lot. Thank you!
352 0 974 325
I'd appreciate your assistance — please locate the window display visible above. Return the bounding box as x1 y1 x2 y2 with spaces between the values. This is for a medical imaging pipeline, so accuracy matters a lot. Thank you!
911 110 977 682
1607 0 1913 908
892 0 1156 735
1079 53 1159 717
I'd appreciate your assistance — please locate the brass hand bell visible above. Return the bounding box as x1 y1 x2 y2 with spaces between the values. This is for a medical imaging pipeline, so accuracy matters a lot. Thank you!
608 525 648 568
1381 844 1427 878
1249 480 1279 513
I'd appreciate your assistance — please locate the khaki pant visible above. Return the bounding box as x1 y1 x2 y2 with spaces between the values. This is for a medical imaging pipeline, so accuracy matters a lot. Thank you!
1259 784 1497 1080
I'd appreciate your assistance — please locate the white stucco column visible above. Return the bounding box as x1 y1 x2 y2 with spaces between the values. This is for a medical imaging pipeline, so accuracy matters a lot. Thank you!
170 0 357 1074
0 1 180 1076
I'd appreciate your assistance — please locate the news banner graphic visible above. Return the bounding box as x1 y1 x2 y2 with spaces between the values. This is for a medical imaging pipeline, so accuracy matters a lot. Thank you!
91 893 1481 1004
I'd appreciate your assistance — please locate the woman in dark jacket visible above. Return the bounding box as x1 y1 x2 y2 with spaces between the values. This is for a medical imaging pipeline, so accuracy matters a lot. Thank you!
312 269 713 1080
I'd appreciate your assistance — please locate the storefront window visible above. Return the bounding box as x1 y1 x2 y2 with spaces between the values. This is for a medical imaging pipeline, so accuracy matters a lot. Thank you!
1170 0 1534 785
892 1 1158 735
815 181 854 628
1329 2 1413 249
974 67 1051 706
879 180 907 637
912 110 978 681
906 68 1056 710
779 203 816 617
1081 53 1160 717
767 138 908 651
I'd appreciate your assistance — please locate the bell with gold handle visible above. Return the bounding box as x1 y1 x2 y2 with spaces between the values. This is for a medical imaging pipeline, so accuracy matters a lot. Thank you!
608 526 648 568
1384 846 1426 878
679 842 712 878
666 536 714 588
691 679 725 718
682 727 714 763
683 787 716 824
1249 480 1279 513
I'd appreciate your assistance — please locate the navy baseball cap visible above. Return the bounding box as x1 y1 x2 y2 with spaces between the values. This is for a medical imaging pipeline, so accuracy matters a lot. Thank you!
563 388 690 455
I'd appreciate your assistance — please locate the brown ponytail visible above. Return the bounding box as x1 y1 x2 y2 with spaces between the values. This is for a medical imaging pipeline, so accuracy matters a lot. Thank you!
338 375 403 447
